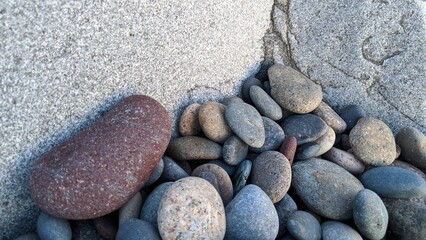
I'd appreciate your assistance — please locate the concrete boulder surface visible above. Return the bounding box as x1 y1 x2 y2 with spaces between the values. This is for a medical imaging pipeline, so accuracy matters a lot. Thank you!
0 0 273 238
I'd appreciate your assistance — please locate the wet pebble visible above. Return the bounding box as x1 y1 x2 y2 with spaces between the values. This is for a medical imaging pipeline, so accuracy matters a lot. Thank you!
198 101 233 143
396 127 426 169
37 212 72 240
250 85 283 120
287 211 321 240
322 147 365 174
339 104 366 131
321 221 362 240
281 114 327 145
116 219 161 240
166 136 222 160
312 101 346 133
179 103 202 136
223 135 248 166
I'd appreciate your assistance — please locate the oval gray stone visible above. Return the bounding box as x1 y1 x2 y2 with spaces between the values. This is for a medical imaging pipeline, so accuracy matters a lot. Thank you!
287 211 321 240
312 125 335 156
321 221 363 240
116 219 161 240
161 156 189 181
281 114 328 145
295 142 321 160
292 158 364 220
222 97 244 106
140 182 173 226
250 117 285 153
396 127 426 169
242 77 263 103
166 136 222 160
198 101 233 143
37 212 72 240
119 192 144 226
250 85 283 120
390 159 426 181
225 102 265 148
275 194 298 237
312 101 347 134
223 135 248 166
209 159 236 177
360 167 426 198
322 147 365 174
143 158 164 187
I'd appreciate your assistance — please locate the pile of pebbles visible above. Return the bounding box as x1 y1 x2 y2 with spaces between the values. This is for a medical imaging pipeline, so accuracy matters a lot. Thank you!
20 64 426 240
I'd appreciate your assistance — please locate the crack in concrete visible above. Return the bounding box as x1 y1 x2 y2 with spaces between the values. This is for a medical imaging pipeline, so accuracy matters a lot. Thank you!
361 36 404 66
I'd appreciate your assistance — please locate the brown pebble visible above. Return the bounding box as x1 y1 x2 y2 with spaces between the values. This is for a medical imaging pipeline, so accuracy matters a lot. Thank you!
179 103 202 136
167 136 223 161
199 101 233 143
312 101 347 134
280 136 297 165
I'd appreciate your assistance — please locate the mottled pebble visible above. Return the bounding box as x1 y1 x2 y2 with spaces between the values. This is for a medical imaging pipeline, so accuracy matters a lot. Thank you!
250 85 283 120
322 147 365 174
360 167 426 198
93 212 118 240
208 159 236 176
349 117 396 166
158 177 226 240
166 136 222 160
161 156 189 181
251 117 285 153
292 159 364 220
242 77 263 103
321 221 362 240
353 189 388 240
199 101 233 143
275 194 298 237
396 127 426 169
279 136 297 165
295 142 320 160
37 212 72 240
225 102 265 148
225 185 279 240
223 135 248 166
116 219 161 240
313 101 347 134
14 233 40 240
268 64 323 113
281 114 328 145
179 103 202 136
119 192 144 226
140 182 173 226
232 160 252 194
222 97 244 106
339 104 366 131
143 158 164 187
287 211 321 240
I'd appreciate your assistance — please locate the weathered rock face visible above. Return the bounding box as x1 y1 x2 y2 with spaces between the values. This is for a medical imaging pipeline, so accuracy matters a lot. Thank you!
29 95 172 219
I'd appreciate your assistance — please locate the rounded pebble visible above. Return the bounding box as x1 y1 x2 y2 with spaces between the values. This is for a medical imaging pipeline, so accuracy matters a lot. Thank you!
140 182 173 226
281 114 328 145
37 212 72 240
179 103 202 136
198 101 233 143
222 97 244 106
116 219 161 240
208 159 236 176
250 85 283 120
322 147 365 174
143 158 164 187
313 125 335 156
313 101 347 134
353 189 388 240
161 156 189 181
279 136 297 165
119 192 144 226
396 127 426 169
275 194 298 237
166 136 222 160
251 151 292 203
390 159 426 181
158 177 226 240
321 221 363 240
295 142 321 160
196 171 220 193
225 185 279 240
232 160 252 194
349 117 396 166
287 211 321 240
268 64 323 114
250 117 285 153
242 77 263 103
339 104 366 131
223 135 248 166
93 212 118 240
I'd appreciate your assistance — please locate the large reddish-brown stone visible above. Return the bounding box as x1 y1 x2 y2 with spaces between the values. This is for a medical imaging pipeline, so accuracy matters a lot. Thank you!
29 95 172 220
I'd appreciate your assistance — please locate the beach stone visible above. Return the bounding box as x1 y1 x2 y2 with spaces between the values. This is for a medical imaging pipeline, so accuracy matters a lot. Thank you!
175 160 192 175
225 185 279 240
275 194 298 237
396 127 426 169
312 125 335 156
339 105 367 132
15 233 40 240
313 102 347 134
321 221 362 240
208 160 236 177
70 220 103 240
161 156 189 181
158 177 226 240
295 142 321 160
292 158 364 220
116 219 161 240
29 95 171 219
251 117 285 153
340 134 351 150
287 211 321 240
242 77 263 103
232 160 252 194
140 182 173 226
263 81 272 95
223 135 248 166
349 117 396 166
322 147 365 174
199 101 233 143
353 189 388 240
179 103 202 136
143 158 164 187
192 164 233 205
252 151 292 203
390 160 426 181
279 136 297 165
395 144 401 159
196 171 221 193
360 167 426 198
225 102 265 148
250 85 283 120
281 114 328 145
36 212 72 240
119 192 144 226
166 136 222 161
268 64 323 114
222 97 244 106
93 212 118 240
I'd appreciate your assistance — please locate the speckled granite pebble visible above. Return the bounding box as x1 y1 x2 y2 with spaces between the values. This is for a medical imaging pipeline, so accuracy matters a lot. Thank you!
93 212 118 240
223 135 248 166
179 103 202 136
280 136 297 165
115 219 161 240
251 117 285 153
339 105 366 132
37 212 72 240
281 114 327 145
158 177 226 240
143 158 164 187
275 194 298 237
232 160 252 194
313 102 347 134
322 147 365 174
225 102 265 148
242 77 263 103
250 85 283 120
161 156 188 181
29 95 172 219
14 233 40 240
166 136 222 160
199 101 233 143
119 192 144 226
140 182 173 226
287 211 321 240
349 117 396 166
225 185 279 240
268 64 322 114
396 127 426 169
321 221 362 240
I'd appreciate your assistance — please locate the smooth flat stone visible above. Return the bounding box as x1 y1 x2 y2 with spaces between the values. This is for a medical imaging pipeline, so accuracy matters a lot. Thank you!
396 127 426 169
232 160 252 195
250 117 285 153
37 212 72 240
268 64 323 114
275 194 298 237
321 221 362 240
140 182 173 226
279 136 297 165
251 151 292 203
242 77 263 103
158 177 226 240
339 105 366 132
349 117 396 166
143 158 164 187
225 185 279 240
115 219 161 240
179 103 202 136
225 102 265 148
353 189 388 240
161 156 189 181
360 167 426 198
322 147 365 174
250 85 283 120
281 114 328 145
390 160 426 181
312 101 347 134
287 211 321 240
198 101 233 143
29 95 172 219
292 159 364 220
119 192 144 226
223 135 248 166
166 136 222 161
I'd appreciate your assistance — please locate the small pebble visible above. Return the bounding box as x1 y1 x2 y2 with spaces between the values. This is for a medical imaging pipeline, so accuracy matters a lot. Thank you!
242 77 263 103
143 158 164 187
339 104 366 131
250 117 285 153
287 211 321 240
223 135 248 166
312 125 336 156
321 221 363 240
250 85 283 120
116 219 161 240
14 233 40 240
279 136 297 165
37 212 72 240
198 101 233 143
93 212 118 240
396 127 426 169
119 192 144 226
222 97 244 106
275 194 298 237
232 160 252 194
281 114 328 145
295 142 321 160
140 182 173 226
322 147 365 174
161 156 189 181
208 159 236 176
312 101 347 134
179 103 202 136
166 136 222 160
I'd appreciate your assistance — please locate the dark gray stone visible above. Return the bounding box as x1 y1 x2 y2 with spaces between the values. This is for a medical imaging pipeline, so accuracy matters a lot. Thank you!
14 233 40 240
275 194 298 237
116 219 161 240
287 211 321 240
339 105 366 132
396 127 426 169
161 156 189 181
242 77 263 103
166 136 222 161
390 160 426 181
223 135 248 166
281 114 327 145
119 192 144 226
295 142 321 160
140 182 173 226
208 160 236 177
196 171 220 194
321 221 362 240
250 85 283 121
232 160 252 195
143 158 164 187
251 117 285 153
36 212 72 240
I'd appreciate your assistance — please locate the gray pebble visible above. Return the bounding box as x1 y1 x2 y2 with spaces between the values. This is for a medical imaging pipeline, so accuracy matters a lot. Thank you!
37 212 71 240
295 142 321 160
232 160 252 195
116 219 161 240
223 135 248 166
322 147 365 174
222 97 244 106
14 233 40 240
250 117 285 153
340 134 351 150
313 125 335 156
167 136 222 160
360 166 426 198
196 171 220 193
161 156 189 181
275 194 298 237
250 85 283 120
208 159 236 176
390 159 426 181
321 221 362 240
339 105 366 131
281 114 328 145
313 102 347 134
119 192 144 226
287 211 321 240
198 101 233 143
143 158 164 187
242 77 263 103
140 182 173 226
263 81 272 95
396 127 426 169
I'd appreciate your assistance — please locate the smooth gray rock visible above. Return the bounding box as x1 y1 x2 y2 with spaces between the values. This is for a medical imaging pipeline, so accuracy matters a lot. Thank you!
209 160 236 177
390 159 426 181
166 136 222 161
195 171 221 194
250 85 283 120
225 185 279 240
140 182 173 226
119 192 144 226
281 114 328 145
275 194 298 237
143 158 164 187
295 142 321 160
223 135 248 166
116 219 161 240
232 160 252 194
161 156 189 181
312 125 335 156
251 117 285 153
287 211 321 240
321 221 363 240
339 105 367 132
36 212 71 240
396 127 426 169
242 77 263 103
360 167 426 198
14 233 40 240
292 158 364 220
